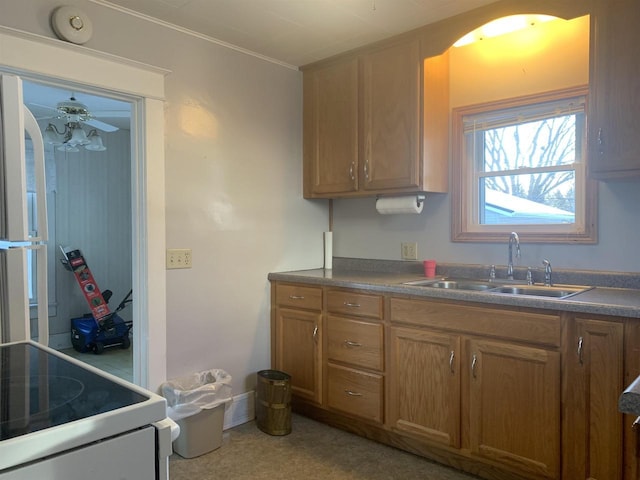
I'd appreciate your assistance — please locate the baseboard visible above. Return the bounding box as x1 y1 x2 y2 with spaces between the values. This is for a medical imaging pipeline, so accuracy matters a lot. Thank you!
223 390 255 430
49 332 72 350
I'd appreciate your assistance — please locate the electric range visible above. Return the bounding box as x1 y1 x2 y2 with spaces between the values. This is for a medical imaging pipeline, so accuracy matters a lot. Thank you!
0 341 172 479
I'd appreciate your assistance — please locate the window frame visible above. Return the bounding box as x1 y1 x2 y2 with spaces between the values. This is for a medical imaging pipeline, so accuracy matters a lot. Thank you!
451 85 597 244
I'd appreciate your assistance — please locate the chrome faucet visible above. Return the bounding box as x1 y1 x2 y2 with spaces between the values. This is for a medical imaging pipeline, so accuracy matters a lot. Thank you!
543 259 553 286
506 232 520 280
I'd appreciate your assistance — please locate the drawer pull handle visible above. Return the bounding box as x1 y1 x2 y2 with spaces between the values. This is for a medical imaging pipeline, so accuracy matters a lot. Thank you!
313 325 318 343
577 336 584 365
471 354 478 378
344 340 362 348
449 350 455 373
343 302 361 308
289 295 305 300
345 390 363 397
633 417 640 430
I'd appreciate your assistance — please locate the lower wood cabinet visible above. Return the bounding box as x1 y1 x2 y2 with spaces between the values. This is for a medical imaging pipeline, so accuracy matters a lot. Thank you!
562 315 625 480
468 338 560 479
325 289 385 424
270 281 637 480
273 283 323 404
388 299 561 479
388 327 461 448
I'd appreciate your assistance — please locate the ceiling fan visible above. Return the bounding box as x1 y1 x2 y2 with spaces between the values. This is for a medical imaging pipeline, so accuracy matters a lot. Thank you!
31 95 121 152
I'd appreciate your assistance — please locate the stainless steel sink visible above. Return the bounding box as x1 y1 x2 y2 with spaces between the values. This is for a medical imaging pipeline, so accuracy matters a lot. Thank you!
403 278 592 299
488 285 589 299
403 279 495 291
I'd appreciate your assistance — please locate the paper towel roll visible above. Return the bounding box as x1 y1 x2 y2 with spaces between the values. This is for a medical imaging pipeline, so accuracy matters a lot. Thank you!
376 195 424 215
324 231 333 269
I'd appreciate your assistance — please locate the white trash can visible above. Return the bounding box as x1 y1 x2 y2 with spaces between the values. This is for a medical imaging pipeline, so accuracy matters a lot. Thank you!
161 369 232 458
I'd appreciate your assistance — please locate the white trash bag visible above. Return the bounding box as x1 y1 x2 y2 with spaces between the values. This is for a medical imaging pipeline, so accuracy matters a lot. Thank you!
161 369 232 422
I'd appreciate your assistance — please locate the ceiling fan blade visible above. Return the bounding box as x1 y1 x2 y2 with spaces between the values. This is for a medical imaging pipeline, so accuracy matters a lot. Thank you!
83 118 119 132
28 102 59 112
91 110 130 118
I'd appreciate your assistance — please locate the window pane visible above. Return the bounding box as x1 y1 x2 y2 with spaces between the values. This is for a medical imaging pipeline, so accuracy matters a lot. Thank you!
480 172 576 225
480 114 578 173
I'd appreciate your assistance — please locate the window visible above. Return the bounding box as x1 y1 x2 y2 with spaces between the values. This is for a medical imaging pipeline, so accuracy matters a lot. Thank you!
451 86 597 243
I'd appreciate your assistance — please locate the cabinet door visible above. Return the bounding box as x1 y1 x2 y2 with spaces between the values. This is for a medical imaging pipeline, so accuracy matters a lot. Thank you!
563 317 624 479
468 338 560 479
588 0 640 179
361 38 421 192
275 307 322 404
303 57 359 196
388 327 461 448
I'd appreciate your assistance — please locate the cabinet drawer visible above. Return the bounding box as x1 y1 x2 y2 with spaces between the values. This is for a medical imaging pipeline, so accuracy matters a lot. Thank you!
276 284 322 310
327 290 383 319
390 297 560 347
327 316 384 371
327 364 383 423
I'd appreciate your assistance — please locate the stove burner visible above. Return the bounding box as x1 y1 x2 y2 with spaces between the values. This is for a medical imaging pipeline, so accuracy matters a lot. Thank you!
1 376 85 428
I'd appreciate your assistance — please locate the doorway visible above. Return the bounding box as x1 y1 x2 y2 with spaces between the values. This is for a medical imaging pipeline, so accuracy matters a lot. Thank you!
0 28 168 390
23 80 134 382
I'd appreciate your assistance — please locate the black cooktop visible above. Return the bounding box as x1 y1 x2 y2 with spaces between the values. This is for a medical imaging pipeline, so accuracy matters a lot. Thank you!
0 343 148 441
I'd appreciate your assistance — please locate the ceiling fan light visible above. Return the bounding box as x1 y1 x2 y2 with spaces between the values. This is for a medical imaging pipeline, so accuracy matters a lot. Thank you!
85 130 106 151
56 143 80 153
43 124 63 145
69 124 89 145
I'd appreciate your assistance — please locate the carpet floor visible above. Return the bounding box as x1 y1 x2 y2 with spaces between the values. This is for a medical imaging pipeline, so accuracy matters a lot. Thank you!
169 414 481 480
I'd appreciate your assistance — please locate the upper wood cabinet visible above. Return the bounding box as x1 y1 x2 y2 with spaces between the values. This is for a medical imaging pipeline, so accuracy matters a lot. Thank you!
302 37 449 198
588 0 640 179
303 57 359 196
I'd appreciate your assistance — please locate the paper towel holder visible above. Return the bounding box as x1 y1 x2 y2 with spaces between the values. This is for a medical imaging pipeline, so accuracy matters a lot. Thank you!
377 194 425 207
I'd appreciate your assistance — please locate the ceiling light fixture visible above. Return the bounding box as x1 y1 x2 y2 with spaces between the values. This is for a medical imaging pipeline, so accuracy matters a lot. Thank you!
453 14 558 47
44 122 107 152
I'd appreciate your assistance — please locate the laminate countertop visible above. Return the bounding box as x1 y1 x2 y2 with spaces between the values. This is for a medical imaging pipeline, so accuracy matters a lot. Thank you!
268 265 640 319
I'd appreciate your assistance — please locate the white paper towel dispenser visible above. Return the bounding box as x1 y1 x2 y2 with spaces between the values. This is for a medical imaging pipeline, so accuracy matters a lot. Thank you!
376 195 425 215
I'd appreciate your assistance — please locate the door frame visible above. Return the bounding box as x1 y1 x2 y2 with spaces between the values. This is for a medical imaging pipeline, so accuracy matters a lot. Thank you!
0 26 170 391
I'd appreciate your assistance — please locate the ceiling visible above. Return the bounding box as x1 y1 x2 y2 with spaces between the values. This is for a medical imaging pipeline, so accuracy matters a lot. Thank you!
99 0 499 67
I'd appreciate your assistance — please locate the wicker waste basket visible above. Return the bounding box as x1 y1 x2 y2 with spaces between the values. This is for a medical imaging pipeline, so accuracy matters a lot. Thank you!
256 370 291 435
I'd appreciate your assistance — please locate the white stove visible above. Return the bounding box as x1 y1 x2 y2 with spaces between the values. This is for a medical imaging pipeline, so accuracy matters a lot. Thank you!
0 341 173 479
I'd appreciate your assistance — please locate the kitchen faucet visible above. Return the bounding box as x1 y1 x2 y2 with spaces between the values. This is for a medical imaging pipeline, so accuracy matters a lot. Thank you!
543 259 553 286
507 232 520 280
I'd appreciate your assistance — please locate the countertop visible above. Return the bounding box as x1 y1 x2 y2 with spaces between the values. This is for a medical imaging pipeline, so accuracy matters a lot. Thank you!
268 261 640 319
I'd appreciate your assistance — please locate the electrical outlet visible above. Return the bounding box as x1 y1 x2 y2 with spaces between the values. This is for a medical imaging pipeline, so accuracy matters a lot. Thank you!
166 248 192 269
401 242 418 260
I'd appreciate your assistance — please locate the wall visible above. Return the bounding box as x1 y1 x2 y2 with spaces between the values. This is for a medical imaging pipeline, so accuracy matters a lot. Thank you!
332 12 640 274
0 1 328 396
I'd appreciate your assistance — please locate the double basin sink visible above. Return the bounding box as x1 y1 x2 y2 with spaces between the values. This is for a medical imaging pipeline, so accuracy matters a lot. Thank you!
403 278 593 299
